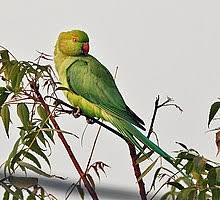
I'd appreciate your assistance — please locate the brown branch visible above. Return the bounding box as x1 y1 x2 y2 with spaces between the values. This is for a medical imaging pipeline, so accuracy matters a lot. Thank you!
33 84 99 200
128 142 147 200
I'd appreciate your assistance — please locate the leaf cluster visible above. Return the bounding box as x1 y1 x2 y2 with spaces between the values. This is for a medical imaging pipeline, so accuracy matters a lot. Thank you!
160 146 220 200
0 49 57 199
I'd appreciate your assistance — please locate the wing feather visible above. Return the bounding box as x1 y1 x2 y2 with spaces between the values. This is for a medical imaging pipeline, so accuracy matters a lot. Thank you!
66 56 145 130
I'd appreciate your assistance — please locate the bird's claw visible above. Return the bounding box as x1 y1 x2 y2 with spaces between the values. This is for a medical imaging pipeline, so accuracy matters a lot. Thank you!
86 117 95 124
72 107 81 118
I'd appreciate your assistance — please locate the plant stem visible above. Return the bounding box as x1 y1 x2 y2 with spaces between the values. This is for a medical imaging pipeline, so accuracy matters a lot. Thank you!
34 84 99 200
128 142 147 200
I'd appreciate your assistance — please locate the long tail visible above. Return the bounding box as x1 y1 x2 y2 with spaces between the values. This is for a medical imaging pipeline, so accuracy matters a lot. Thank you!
105 115 174 165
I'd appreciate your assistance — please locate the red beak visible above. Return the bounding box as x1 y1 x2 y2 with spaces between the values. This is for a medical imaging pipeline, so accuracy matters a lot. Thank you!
82 42 89 55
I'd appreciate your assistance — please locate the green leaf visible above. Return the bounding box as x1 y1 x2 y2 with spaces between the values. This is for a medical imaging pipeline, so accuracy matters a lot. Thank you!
4 138 20 175
10 151 23 172
211 187 220 200
208 167 220 187
37 105 48 123
136 151 153 164
27 194 36 200
188 189 197 200
43 124 54 143
0 87 7 93
0 50 10 70
9 63 20 90
14 67 26 91
0 183 20 199
167 182 184 190
137 158 158 181
17 161 52 178
208 102 220 127
160 192 172 200
12 189 23 200
26 139 51 169
198 190 207 200
37 131 46 147
24 151 42 169
185 160 193 175
40 127 78 138
177 188 196 200
3 190 9 200
17 103 30 130
1 104 10 137
0 87 10 106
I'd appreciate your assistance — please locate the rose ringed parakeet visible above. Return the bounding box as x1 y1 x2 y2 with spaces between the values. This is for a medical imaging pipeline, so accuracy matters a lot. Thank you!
54 30 173 164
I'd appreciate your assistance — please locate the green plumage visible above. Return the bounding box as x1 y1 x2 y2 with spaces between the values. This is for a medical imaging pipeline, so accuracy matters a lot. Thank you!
54 30 174 164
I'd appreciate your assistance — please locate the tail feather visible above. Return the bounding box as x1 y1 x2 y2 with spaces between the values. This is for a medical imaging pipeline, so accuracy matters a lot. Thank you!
105 115 173 163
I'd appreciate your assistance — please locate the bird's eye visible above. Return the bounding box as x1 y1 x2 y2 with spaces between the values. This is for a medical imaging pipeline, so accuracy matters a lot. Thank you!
73 38 77 42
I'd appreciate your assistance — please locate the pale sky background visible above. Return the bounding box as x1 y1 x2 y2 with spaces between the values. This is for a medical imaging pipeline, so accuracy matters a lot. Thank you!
1 0 220 199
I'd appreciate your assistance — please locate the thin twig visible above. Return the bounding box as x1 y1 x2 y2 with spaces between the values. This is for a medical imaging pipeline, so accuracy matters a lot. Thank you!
147 95 160 139
85 125 102 173
139 95 183 156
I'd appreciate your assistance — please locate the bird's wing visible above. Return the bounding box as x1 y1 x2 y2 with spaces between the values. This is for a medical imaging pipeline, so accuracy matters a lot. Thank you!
66 56 145 130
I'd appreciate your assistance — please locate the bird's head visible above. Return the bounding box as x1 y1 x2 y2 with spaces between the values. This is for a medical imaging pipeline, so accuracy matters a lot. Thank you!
57 30 89 56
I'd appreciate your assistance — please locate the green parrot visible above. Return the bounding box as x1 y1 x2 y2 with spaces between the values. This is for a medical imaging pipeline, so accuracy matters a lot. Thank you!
54 30 174 164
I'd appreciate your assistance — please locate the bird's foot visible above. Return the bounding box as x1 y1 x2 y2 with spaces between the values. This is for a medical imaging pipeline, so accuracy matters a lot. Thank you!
72 107 82 118
86 117 95 124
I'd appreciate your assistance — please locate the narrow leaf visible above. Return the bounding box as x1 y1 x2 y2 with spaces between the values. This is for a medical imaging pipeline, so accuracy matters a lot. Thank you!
208 102 220 127
40 127 78 138
0 88 10 106
0 183 19 199
87 174 95 189
30 141 51 169
23 151 41 169
136 151 153 164
137 158 158 181
12 189 23 200
37 105 48 123
17 103 30 130
1 104 10 137
3 190 9 200
14 67 26 91
76 184 84 200
198 190 207 200
4 138 20 176
167 182 184 190
24 134 51 169
10 63 20 90
176 142 188 150
17 161 52 178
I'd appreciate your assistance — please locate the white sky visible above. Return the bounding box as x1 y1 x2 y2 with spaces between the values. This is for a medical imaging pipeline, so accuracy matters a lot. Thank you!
1 0 220 199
